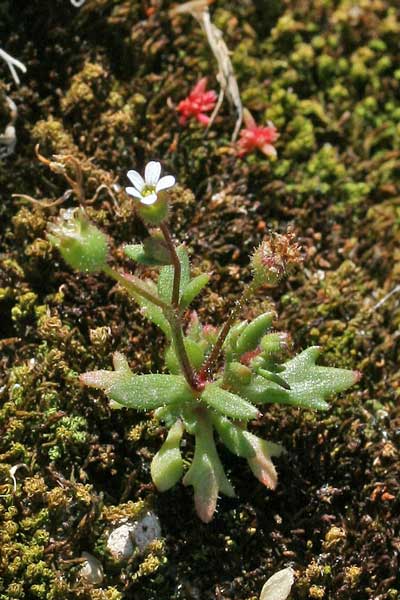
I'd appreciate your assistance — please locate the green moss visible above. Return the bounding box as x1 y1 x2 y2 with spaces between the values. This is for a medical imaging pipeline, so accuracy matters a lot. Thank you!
31 117 77 154
61 62 108 112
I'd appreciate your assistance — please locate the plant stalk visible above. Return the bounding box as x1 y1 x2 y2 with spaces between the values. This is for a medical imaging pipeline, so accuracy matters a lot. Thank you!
198 281 257 382
169 312 199 391
159 222 201 390
160 222 181 308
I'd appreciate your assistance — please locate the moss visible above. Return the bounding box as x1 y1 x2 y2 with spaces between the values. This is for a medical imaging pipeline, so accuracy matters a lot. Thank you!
101 501 146 524
309 586 325 599
61 62 108 113
31 117 77 154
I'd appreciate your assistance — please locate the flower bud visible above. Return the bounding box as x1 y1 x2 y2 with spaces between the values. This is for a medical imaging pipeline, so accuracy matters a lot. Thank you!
225 361 252 386
137 191 169 225
48 208 108 273
251 232 302 287
260 332 291 356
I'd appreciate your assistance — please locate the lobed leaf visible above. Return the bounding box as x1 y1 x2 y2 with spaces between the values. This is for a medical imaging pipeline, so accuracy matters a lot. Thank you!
240 347 360 410
81 352 193 410
183 414 234 522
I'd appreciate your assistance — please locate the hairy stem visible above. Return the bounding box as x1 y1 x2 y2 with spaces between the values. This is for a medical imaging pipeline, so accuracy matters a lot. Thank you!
169 313 199 391
160 222 181 308
159 223 199 389
103 265 168 309
198 282 256 382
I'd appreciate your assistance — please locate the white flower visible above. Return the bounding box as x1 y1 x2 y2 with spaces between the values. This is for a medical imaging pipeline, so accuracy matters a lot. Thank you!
126 161 175 206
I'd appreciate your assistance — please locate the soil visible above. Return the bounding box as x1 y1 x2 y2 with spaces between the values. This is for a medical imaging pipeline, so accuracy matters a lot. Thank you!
0 1 399 599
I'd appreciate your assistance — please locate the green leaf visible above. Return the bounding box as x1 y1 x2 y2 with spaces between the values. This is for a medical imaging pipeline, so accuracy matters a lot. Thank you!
201 383 260 420
183 414 234 523
180 273 210 309
132 279 171 338
158 246 190 303
124 244 150 264
240 347 360 410
223 321 247 359
151 420 185 491
165 339 204 374
211 414 255 458
235 312 274 356
81 352 193 410
125 236 172 266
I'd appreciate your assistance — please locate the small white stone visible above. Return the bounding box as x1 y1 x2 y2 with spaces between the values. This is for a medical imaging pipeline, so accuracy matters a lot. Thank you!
259 567 295 600
106 512 162 559
133 511 161 552
79 552 103 585
106 523 136 560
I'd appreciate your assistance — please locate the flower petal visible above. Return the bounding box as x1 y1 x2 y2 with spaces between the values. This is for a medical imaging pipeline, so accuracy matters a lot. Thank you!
144 161 161 186
140 192 158 205
260 144 277 158
192 77 208 96
127 170 144 191
125 186 144 200
156 175 175 192
125 187 143 200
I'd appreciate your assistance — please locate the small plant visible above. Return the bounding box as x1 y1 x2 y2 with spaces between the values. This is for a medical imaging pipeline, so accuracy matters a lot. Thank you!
237 108 279 158
177 78 217 126
48 160 360 522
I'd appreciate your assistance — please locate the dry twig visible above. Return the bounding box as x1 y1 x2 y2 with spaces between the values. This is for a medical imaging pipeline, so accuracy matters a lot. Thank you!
171 0 243 140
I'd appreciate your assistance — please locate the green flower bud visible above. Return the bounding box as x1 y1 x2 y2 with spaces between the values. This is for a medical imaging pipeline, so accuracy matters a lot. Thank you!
260 332 290 356
224 361 252 386
48 208 108 273
137 191 169 225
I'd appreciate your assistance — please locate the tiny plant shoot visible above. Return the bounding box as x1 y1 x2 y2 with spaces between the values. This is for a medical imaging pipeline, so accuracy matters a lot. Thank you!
48 160 360 523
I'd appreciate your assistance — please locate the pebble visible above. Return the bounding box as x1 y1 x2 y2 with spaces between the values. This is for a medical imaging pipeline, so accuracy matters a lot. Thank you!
106 511 161 559
79 552 104 585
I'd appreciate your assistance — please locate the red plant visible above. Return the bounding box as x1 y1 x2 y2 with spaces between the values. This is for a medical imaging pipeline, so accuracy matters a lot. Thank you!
237 109 279 158
177 78 217 126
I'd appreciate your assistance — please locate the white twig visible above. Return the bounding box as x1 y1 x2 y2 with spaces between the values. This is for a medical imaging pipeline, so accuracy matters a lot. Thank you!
0 463 28 497
0 48 27 85
373 284 400 310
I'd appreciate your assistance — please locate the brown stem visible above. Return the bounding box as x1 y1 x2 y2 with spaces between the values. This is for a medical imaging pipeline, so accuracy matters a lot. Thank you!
198 282 256 382
160 223 201 390
160 222 181 307
103 266 168 310
170 313 199 391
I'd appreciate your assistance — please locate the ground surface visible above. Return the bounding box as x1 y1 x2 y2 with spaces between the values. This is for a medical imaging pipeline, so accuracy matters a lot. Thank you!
0 0 399 599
